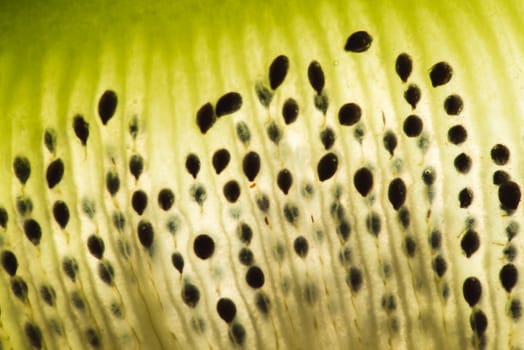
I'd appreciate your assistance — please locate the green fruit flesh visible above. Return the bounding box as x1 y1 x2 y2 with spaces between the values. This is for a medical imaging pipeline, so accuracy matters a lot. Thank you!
1 1 524 349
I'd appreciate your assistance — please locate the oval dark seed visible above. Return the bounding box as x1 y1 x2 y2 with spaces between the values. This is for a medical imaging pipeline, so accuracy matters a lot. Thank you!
98 90 118 125
344 30 373 52
317 152 338 182
347 267 363 292
246 266 265 289
11 276 28 301
185 153 200 179
53 200 70 229
132 190 148 215
256 193 270 213
403 115 423 137
395 53 412 83
24 218 42 246
216 92 242 117
16 196 33 217
190 184 207 205
283 203 299 225
503 244 517 262
320 127 335 150
429 230 442 250
0 207 7 228
238 248 254 266
181 283 200 308
454 153 472 174
157 188 175 211
461 230 480 257
307 60 325 94
500 263 518 293
105 171 120 196
447 125 467 145
422 167 436 186
46 158 64 189
223 180 241 203
237 222 253 244
459 188 473 208
269 55 289 90
129 154 144 180
293 236 309 258
137 220 154 248
44 128 57 154
193 234 215 260
444 94 464 115
87 235 105 259
388 178 407 210
277 169 293 195
98 261 115 285
229 322 246 346
171 252 184 274
13 156 31 185
282 98 299 124
509 299 522 321
338 103 361 126
236 121 251 145
383 131 397 156
432 255 447 277
1 250 18 276
62 257 79 282
212 149 230 174
196 102 216 134
266 121 282 144
493 170 510 186
499 181 521 212
217 298 237 323
398 208 410 228
366 211 381 236
255 82 273 107
86 328 101 348
491 144 510 165
255 292 271 314
243 151 260 182
404 236 416 257
404 84 421 109
463 277 482 307
314 94 329 114
39 284 56 306
470 309 488 336
353 167 373 197
24 322 43 349
73 114 89 146
429 61 453 87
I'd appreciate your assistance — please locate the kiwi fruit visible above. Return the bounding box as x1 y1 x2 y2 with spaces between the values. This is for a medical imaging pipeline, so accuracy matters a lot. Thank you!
0 0 523 349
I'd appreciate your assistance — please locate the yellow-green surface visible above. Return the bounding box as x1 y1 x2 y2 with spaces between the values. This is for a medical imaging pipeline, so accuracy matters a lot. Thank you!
0 0 523 349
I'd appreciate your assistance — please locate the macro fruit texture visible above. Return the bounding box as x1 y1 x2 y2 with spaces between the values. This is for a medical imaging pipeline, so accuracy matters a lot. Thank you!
1 0 524 349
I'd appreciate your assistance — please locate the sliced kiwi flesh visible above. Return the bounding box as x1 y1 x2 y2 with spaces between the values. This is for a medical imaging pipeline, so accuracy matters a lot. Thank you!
1 0 524 349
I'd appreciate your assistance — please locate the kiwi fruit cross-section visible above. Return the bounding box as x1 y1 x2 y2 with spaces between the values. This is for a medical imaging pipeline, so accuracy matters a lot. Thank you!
1 0 524 349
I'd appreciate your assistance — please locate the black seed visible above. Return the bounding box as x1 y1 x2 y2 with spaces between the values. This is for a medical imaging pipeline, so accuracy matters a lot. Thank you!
255 292 271 314
137 220 154 248
24 322 43 349
461 230 480 257
46 158 64 189
255 82 273 107
388 178 407 210
293 236 309 258
395 53 412 83
256 193 270 213
319 127 335 150
236 121 251 145
269 55 289 90
86 328 101 348
403 115 423 137
24 219 42 246
266 121 282 144
383 131 397 156
470 309 488 336
132 190 148 215
444 94 464 115
87 235 105 260
223 180 241 203
458 188 473 208
398 207 410 228
129 154 144 180
216 92 242 117
216 298 237 323
39 284 56 306
62 257 79 282
344 30 373 52
1 250 17 276
11 276 28 301
171 252 184 274
491 144 510 165
313 93 329 114
71 291 85 311
185 153 200 179
353 167 373 197
421 167 436 187
509 299 522 320
506 221 519 241
404 236 416 257
347 267 363 292
237 222 253 245
0 207 7 228
429 61 453 87
338 103 361 126
366 211 382 236
500 263 518 293
432 255 447 277
52 200 70 229
105 171 120 196
181 283 200 308
13 156 31 185
308 60 325 94
246 266 265 289
337 219 351 241
112 211 126 231
98 90 117 125
212 149 230 175
463 277 482 307
404 84 421 109
44 128 57 154
283 203 299 225
277 169 293 195
238 248 254 266
503 244 517 262
282 98 299 124
493 170 510 186
72 115 90 148
190 183 207 205
157 188 175 211
196 102 215 134
98 261 115 285
229 322 246 346
242 151 260 182
193 234 215 260
447 125 467 145
317 152 338 181
499 181 521 212
454 153 472 174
